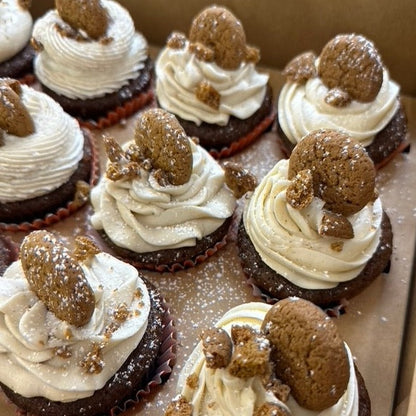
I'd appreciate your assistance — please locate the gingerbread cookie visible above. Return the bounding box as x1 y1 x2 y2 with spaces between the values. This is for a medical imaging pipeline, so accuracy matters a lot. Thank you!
318 33 383 103
262 298 350 411
135 108 193 186
288 129 376 217
0 78 34 137
20 230 95 327
55 0 109 40
188 6 258 70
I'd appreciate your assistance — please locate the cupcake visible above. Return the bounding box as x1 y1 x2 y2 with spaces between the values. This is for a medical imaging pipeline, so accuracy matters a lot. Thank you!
155 5 274 158
0 0 35 83
0 230 175 416
165 298 371 416
0 78 96 231
90 108 256 272
238 129 393 307
277 33 409 168
32 0 154 129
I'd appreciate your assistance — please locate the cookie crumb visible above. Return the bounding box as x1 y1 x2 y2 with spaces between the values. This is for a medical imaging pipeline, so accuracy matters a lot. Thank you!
223 161 257 198
283 51 317 84
201 327 232 369
286 169 314 209
320 211 354 239
167 32 187 49
195 81 221 110
165 396 193 416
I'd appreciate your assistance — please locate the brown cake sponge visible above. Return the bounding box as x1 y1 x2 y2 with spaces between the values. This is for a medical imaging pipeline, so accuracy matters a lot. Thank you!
261 298 350 411
318 34 384 103
288 129 376 217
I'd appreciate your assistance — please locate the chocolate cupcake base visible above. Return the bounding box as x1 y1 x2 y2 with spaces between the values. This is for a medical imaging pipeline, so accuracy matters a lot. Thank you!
175 84 274 157
96 216 233 272
237 212 393 307
0 129 98 231
0 43 35 81
0 283 175 416
39 58 154 127
277 104 409 169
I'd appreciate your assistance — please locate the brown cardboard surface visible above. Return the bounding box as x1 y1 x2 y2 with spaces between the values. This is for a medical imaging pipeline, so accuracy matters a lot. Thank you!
2 2 416 415
30 0 416 96
0 59 415 415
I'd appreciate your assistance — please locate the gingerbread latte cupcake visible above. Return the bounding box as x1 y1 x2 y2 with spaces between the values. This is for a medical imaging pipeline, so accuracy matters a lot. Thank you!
165 298 370 416
155 5 274 158
0 231 175 416
277 33 408 168
0 78 96 231
238 129 393 307
32 0 154 129
0 0 35 83
90 108 254 272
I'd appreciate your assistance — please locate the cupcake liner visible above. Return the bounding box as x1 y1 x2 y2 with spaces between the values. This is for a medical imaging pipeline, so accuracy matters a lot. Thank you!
18 74 36 86
0 128 100 232
121 233 229 273
109 295 177 416
79 89 155 130
246 276 348 317
208 110 276 159
374 138 411 170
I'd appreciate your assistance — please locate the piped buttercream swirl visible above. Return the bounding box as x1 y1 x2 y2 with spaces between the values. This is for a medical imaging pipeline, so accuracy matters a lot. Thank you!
155 41 268 126
278 62 400 147
177 302 359 416
0 0 32 62
0 84 84 203
90 140 236 253
243 159 383 289
33 0 148 99
0 252 151 402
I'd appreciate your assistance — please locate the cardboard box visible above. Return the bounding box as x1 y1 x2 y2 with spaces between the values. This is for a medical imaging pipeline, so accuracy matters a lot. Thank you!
3 2 416 415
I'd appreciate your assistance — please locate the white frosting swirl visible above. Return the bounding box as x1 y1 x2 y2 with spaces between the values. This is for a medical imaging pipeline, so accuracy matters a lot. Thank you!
278 63 400 147
243 159 383 289
177 302 359 416
0 85 84 203
90 140 236 253
155 41 269 126
0 0 32 62
0 252 151 402
33 0 148 99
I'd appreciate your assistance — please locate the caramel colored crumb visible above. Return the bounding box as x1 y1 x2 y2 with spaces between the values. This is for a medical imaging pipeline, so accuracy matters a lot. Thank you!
195 81 221 110
188 41 215 62
73 236 100 263
80 343 105 374
201 327 233 369
228 325 270 379
223 161 257 199
254 403 290 416
167 31 187 49
320 211 354 239
283 51 317 84
165 396 193 416
286 169 314 209
186 373 199 390
73 180 90 208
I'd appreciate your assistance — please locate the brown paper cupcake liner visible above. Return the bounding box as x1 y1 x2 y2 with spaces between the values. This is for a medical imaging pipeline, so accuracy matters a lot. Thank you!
129 233 229 273
109 295 177 416
11 296 176 416
79 89 155 130
18 74 36 86
374 138 411 169
246 276 349 317
0 128 100 232
208 111 276 159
